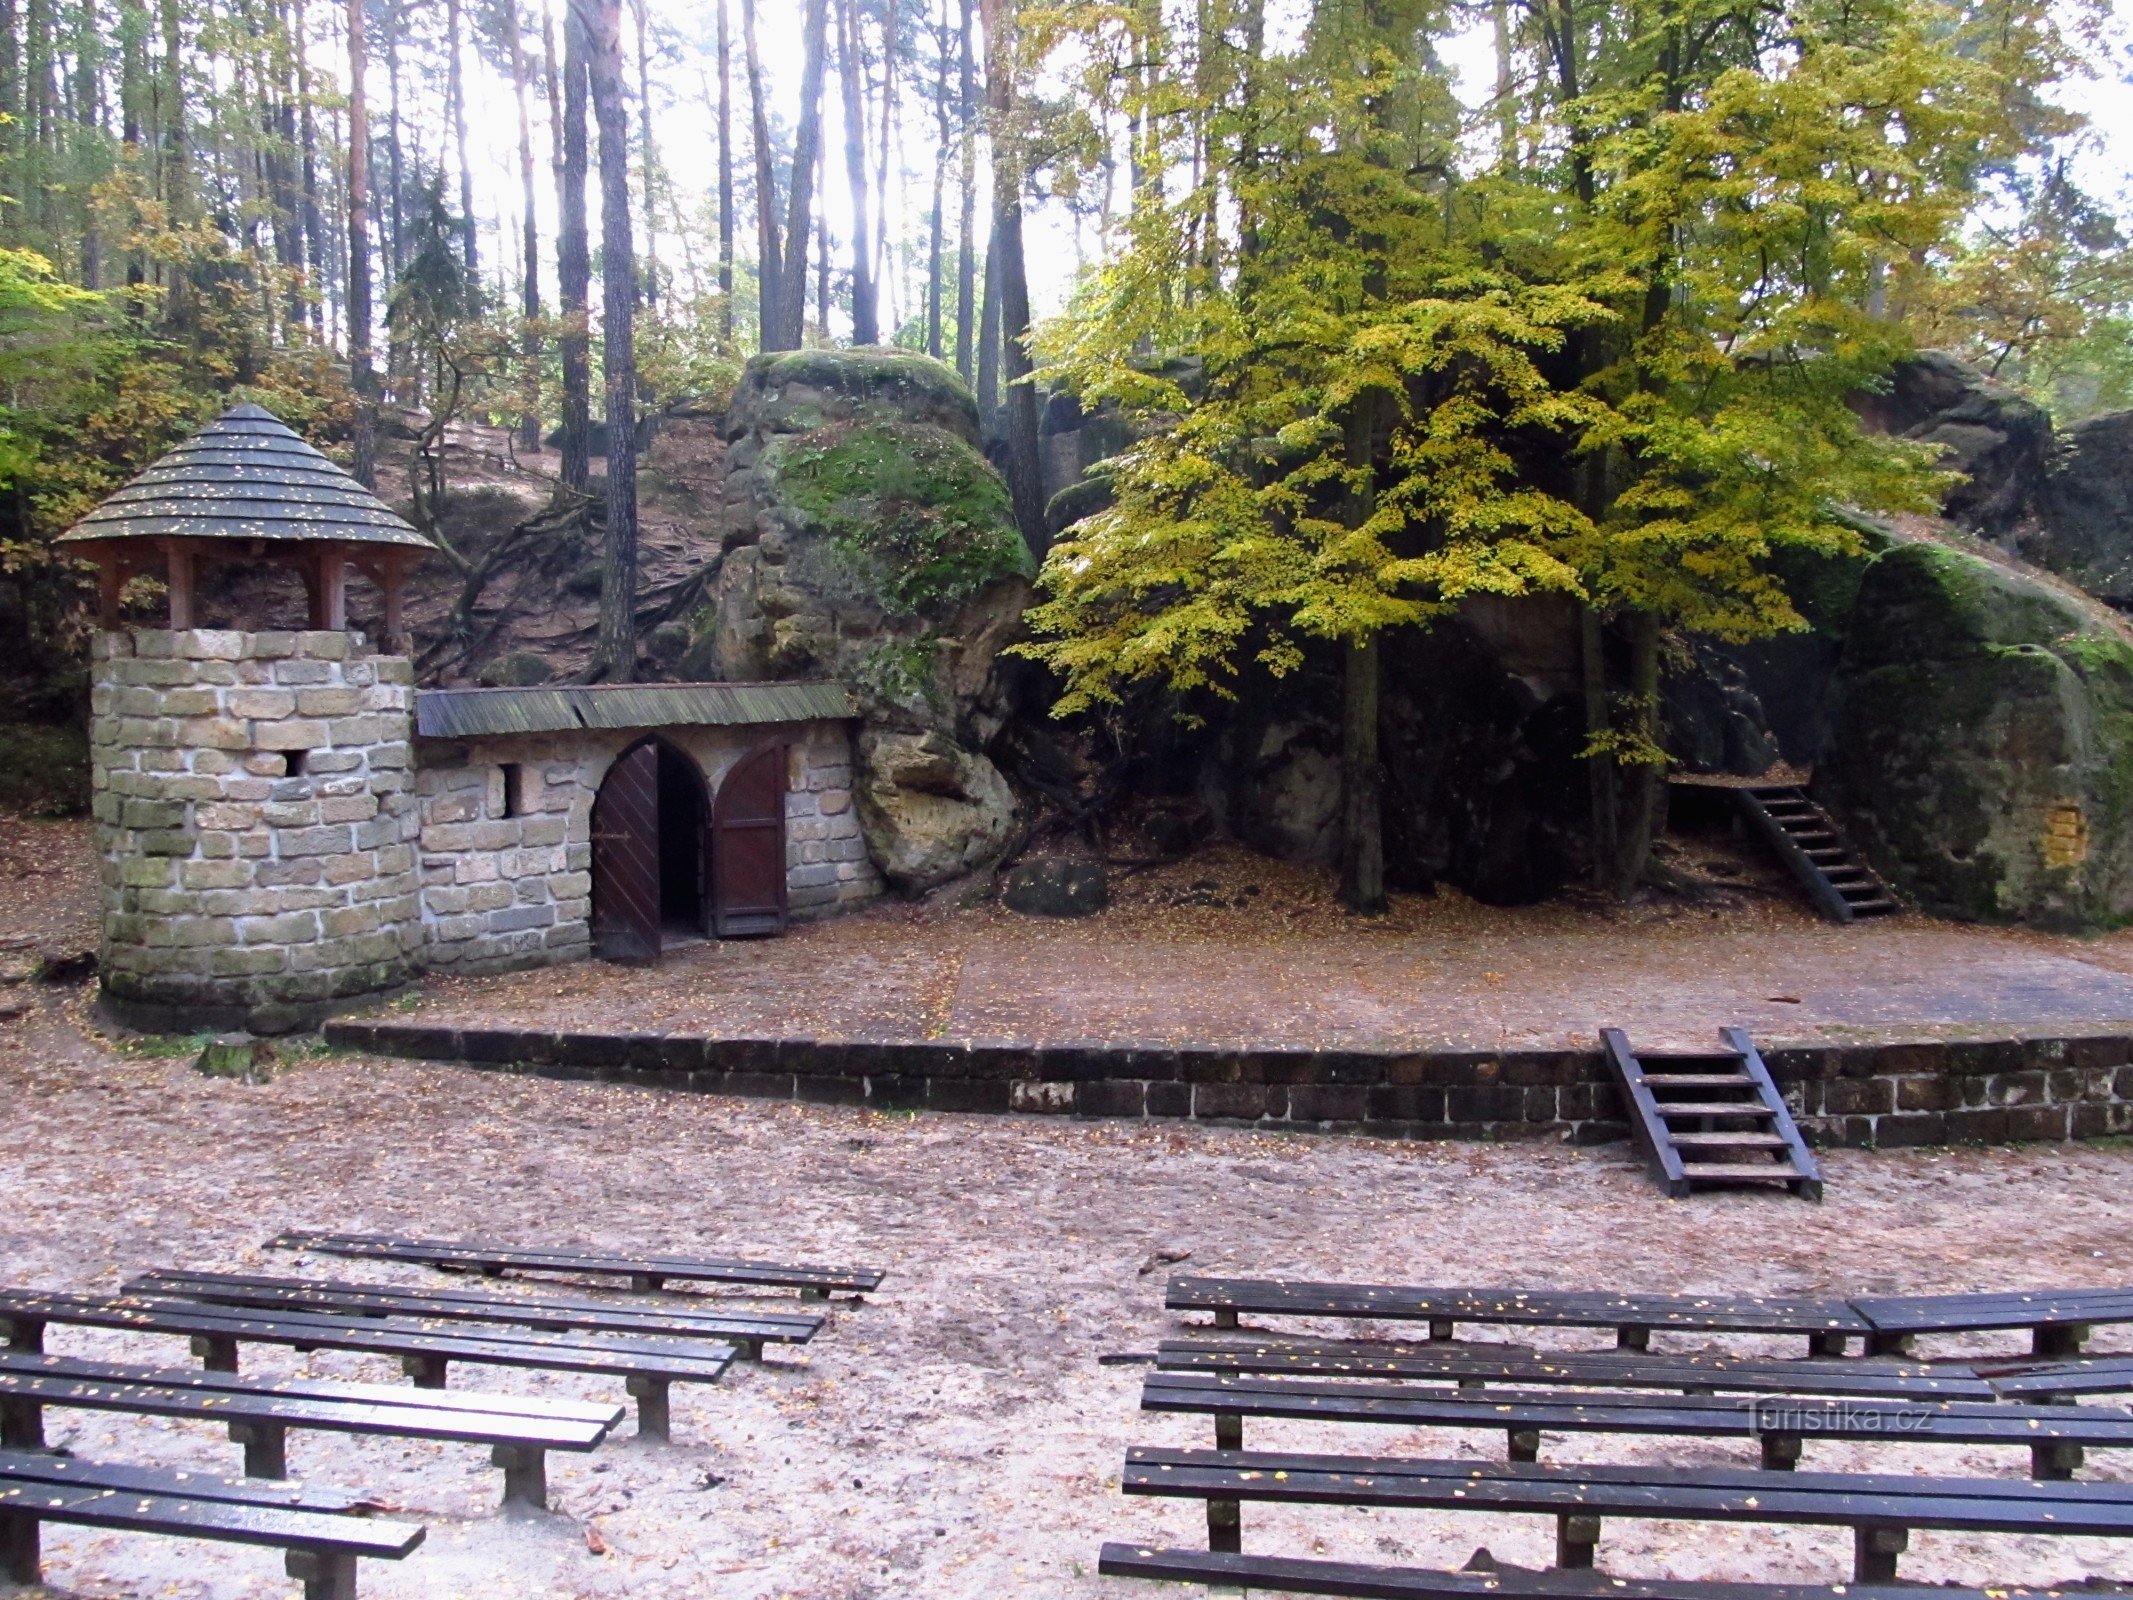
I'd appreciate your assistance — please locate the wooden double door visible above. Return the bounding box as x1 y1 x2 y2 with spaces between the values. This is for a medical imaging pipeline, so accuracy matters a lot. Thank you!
590 738 789 964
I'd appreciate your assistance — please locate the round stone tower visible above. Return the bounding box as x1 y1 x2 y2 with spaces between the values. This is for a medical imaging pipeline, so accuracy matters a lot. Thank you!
58 404 436 1034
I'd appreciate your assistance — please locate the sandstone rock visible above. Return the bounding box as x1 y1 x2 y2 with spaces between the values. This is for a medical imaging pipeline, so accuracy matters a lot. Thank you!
855 728 1015 892
1002 855 1109 917
1857 351 2052 532
1822 539 2133 929
2025 410 2133 607
476 651 553 687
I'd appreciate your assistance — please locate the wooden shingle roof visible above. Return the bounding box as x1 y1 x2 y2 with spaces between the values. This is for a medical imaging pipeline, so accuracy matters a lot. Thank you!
415 682 859 739
56 402 432 550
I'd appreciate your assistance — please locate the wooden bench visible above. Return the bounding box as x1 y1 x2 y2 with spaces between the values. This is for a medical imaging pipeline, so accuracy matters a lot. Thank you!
0 1449 422 1599
1167 1276 1868 1356
128 1267 822 1361
1122 1445 2133 1580
1156 1336 2001 1401
1096 1542 2070 1600
0 1288 733 1438
0 1350 621 1508
1852 1288 2133 1358
1985 1356 2133 1403
1141 1370 2133 1478
271 1228 885 1298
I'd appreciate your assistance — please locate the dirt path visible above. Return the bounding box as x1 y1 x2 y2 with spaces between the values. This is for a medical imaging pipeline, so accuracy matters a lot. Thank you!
8 984 2133 1599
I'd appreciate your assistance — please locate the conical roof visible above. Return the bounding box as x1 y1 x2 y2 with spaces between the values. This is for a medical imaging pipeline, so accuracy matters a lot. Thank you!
57 402 432 550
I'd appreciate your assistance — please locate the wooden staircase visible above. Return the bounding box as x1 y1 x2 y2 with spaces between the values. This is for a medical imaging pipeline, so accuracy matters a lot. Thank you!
1601 1027 1823 1201
1734 784 1898 923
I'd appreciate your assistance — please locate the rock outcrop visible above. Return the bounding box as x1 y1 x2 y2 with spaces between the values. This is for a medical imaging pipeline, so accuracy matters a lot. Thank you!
1857 351 2053 533
704 349 1033 891
2026 410 2133 608
1821 539 2133 930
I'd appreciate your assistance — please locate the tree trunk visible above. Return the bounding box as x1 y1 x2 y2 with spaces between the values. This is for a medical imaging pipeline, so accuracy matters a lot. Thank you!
924 0 950 359
157 0 183 218
506 0 542 451
976 215 999 429
1610 611 1664 896
582 0 638 683
632 0 658 309
740 0 778 349
953 0 975 379
1580 603 1617 890
980 0 1043 553
294 0 326 329
346 0 376 488
447 0 476 272
553 0 592 493
771 0 828 351
715 0 733 347
1340 637 1386 915
837 0 876 344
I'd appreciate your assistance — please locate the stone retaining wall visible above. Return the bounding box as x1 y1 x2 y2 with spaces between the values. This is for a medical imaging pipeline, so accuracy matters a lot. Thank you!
320 1022 2133 1148
412 721 878 977
92 629 422 1033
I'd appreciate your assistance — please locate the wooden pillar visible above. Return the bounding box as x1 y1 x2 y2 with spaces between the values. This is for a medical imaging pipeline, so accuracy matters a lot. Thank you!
98 556 125 630
163 541 195 629
309 544 349 631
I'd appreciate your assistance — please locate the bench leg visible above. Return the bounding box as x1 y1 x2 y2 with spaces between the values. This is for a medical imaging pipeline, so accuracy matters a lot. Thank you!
735 1339 762 1362
2032 1442 2084 1480
0 1318 43 1355
286 1548 359 1600
1853 1525 1908 1582
1211 1308 1238 1330
1615 1325 1650 1353
1556 1514 1600 1569
230 1420 289 1478
1214 1414 1242 1452
401 1354 450 1389
1507 1428 1540 1464
1428 1318 1454 1343
0 1398 44 1450
800 1287 829 1302
1456 1377 1484 1392
628 1273 666 1294
0 1510 38 1585
493 1444 550 1511
1807 1332 1847 1358
1759 1433 1802 1472
2034 1323 2089 1359
191 1334 240 1373
1207 1497 1241 1555
627 1376 671 1441
1864 1331 1914 1359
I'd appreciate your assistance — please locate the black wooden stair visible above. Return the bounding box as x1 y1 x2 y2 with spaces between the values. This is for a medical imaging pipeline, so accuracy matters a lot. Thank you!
1601 1027 1822 1201
1735 785 1897 923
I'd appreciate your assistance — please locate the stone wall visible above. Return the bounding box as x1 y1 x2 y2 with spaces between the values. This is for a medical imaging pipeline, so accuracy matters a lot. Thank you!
412 719 878 977
91 629 422 1033
321 1022 2133 1150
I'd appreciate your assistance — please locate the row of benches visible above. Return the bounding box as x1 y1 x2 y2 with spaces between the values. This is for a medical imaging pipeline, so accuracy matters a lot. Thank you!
1109 1273 2133 1600
1 1228 886 1597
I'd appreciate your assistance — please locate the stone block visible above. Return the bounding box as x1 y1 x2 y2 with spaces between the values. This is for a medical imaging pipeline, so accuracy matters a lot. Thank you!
296 631 350 660
138 827 197 855
254 719 329 752
1193 1081 1274 1120
121 798 188 830
466 883 516 912
206 945 290 977
179 859 252 891
296 687 366 717
273 659 334 686
488 904 557 933
1822 1078 1894 1116
260 801 322 828
116 715 180 748
177 629 248 660
238 910 321 944
249 631 299 659
228 689 297 720
320 794 380 824
1895 1075 1957 1112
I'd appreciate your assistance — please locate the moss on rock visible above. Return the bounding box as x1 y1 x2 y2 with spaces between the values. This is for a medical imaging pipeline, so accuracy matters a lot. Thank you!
1823 539 2133 929
727 347 982 443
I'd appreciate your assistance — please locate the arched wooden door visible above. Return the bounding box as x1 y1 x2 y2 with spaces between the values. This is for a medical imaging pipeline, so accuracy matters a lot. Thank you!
590 740 662 964
712 743 789 937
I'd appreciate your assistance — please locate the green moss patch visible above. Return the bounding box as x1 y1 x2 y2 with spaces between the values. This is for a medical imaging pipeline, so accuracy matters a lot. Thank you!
771 419 1030 613
758 348 977 412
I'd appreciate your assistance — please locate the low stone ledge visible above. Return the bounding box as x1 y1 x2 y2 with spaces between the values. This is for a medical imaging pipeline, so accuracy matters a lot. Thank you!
314 1020 2133 1148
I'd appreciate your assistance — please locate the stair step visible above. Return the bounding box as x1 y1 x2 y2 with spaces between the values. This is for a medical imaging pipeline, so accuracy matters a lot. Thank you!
1681 1161 1811 1183
1670 1131 1794 1149
1640 1073 1757 1089
1848 900 1900 915
1655 1102 1779 1120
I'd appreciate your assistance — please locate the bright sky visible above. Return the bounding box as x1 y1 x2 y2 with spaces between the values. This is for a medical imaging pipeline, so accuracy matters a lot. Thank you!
443 0 2133 333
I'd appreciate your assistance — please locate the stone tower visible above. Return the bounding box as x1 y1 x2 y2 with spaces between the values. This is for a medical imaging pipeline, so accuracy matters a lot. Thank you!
58 404 436 1034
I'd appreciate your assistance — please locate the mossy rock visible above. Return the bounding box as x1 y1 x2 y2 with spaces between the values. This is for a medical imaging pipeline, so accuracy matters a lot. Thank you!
727 347 981 444
764 418 1031 615
1822 539 2133 929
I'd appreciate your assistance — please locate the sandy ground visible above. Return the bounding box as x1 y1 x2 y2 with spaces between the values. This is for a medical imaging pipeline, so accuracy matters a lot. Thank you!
17 824 2133 1597
404 841 2133 1053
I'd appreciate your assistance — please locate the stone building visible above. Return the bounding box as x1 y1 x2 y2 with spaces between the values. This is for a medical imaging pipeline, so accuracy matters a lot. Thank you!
65 405 875 1034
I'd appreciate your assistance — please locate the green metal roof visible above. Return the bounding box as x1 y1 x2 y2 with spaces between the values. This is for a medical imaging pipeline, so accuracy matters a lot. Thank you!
57 403 433 550
415 681 859 739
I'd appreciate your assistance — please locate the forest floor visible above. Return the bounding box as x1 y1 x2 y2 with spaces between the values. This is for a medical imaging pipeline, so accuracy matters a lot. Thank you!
14 822 2133 1596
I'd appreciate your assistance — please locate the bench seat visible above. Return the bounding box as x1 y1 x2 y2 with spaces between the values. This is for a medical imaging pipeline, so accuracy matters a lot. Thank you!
271 1229 884 1297
1167 1277 1867 1356
1156 1337 1999 1401
0 1288 732 1438
128 1267 822 1360
1123 1445 2133 1580
0 1448 422 1599
1096 1542 2075 1600
1142 1370 2133 1477
0 1351 623 1507
1853 1288 2133 1358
